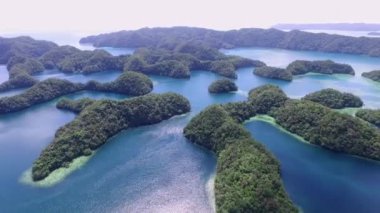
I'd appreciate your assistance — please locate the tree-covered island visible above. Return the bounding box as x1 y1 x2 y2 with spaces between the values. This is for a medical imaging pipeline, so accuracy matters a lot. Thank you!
0 71 153 114
183 104 297 212
362 70 380 82
32 93 191 181
208 79 238 93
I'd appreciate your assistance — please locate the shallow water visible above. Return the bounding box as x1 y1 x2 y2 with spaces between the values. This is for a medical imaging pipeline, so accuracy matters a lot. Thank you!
1 43 380 212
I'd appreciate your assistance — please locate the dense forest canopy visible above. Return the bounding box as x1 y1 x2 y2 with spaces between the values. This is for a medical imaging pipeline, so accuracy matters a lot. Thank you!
302 88 363 109
56 98 95 113
32 93 191 181
183 105 297 212
0 78 85 114
248 84 289 114
80 27 380 57
253 66 293 81
85 71 153 96
270 99 380 160
286 60 355 75
356 109 380 127
208 79 238 93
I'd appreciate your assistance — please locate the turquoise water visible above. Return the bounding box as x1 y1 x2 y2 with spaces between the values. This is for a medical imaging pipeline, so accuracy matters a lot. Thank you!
2 44 380 212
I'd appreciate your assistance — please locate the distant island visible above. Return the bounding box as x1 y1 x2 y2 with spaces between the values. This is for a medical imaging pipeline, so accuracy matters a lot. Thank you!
80 27 380 57
287 60 355 75
208 79 238 93
362 70 380 82
368 32 380 36
32 93 190 181
0 71 153 114
273 23 380 31
253 60 354 81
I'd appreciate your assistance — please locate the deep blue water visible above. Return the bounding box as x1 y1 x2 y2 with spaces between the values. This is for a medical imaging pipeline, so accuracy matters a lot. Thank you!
1 40 380 212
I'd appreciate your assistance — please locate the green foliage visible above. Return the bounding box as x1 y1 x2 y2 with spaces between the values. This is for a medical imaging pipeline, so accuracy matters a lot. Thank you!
56 98 95 113
208 79 238 93
271 100 380 160
221 101 256 122
144 60 191 78
362 70 380 82
80 26 380 57
286 60 355 75
248 84 289 114
254 66 293 81
356 109 380 127
208 61 236 78
56 49 127 73
216 140 297 213
183 104 296 212
123 44 263 79
86 71 153 96
302 88 363 109
0 36 57 63
313 112 380 159
32 93 191 181
183 105 232 152
39 46 81 69
0 78 85 114
0 71 154 114
0 72 38 92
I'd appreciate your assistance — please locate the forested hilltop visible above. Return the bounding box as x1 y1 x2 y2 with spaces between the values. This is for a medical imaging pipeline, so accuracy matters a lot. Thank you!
32 93 191 181
0 36 57 63
80 27 380 57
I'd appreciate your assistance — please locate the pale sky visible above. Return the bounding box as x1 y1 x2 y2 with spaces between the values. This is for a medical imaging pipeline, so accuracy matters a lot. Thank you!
0 0 379 33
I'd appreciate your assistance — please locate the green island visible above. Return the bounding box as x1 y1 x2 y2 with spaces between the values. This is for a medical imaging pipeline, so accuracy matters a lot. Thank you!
208 79 238 93
183 105 297 212
80 27 380 57
286 60 355 75
253 66 293 81
0 78 85 114
0 71 153 114
241 84 380 160
32 93 191 181
362 70 380 82
85 71 153 96
252 60 354 81
302 88 363 109
356 109 380 127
